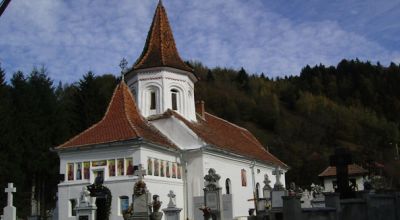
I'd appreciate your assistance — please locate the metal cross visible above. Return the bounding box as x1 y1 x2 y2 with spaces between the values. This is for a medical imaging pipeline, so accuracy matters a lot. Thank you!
5 182 16 206
119 58 128 80
134 164 147 181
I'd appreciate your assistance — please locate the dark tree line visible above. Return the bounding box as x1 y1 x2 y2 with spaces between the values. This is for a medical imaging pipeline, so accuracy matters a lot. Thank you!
1 59 400 218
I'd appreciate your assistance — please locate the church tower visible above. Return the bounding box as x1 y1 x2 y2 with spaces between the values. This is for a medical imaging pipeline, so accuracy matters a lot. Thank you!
125 1 198 121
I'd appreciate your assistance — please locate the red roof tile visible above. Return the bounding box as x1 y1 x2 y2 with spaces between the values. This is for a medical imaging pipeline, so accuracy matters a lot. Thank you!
154 110 287 168
133 1 193 73
57 82 176 149
318 164 368 177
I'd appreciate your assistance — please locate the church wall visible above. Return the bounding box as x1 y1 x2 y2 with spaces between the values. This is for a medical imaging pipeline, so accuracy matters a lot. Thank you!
126 68 196 121
202 151 285 218
150 117 205 150
183 150 205 220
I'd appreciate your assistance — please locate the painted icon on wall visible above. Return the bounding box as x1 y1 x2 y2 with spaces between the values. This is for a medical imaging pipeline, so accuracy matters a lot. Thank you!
172 162 177 178
117 158 124 176
147 158 153 175
126 158 134 175
67 163 74 181
76 162 82 180
83 161 90 180
177 163 182 179
154 159 159 176
160 160 165 177
108 159 115 177
166 162 170 177
241 169 247 187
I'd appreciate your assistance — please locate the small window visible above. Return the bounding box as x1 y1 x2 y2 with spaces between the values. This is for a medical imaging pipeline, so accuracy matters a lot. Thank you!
150 91 156 110
119 196 129 215
69 199 77 217
171 89 178 110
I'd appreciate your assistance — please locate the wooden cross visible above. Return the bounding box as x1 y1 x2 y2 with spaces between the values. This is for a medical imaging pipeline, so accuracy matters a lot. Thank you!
134 164 146 181
5 183 16 206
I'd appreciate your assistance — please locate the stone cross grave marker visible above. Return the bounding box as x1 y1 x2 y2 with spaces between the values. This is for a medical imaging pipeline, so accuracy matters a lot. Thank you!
330 147 353 198
203 168 223 220
167 190 176 208
134 164 146 181
3 183 17 220
272 167 284 190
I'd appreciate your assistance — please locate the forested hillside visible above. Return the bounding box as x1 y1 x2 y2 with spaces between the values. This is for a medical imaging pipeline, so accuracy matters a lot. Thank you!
0 59 400 217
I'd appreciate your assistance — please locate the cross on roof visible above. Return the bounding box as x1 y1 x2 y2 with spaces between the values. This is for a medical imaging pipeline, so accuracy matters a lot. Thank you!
134 164 146 181
5 183 16 207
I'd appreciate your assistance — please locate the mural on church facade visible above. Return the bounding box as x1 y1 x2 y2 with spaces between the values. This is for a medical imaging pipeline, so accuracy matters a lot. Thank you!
241 169 247 186
117 158 124 176
67 163 74 181
147 158 182 179
83 161 90 179
76 162 82 180
108 159 115 176
126 158 134 175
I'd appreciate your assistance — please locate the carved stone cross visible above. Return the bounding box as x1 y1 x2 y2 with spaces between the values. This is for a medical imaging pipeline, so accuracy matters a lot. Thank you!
5 183 16 207
263 174 272 190
167 190 176 208
134 164 147 181
272 166 284 189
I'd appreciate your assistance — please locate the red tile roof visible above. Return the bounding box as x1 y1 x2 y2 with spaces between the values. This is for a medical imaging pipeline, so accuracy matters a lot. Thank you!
153 110 287 168
57 82 176 149
133 1 193 73
318 164 368 177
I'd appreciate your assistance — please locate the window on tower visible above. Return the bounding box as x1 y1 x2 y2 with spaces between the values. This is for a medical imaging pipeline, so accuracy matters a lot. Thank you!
150 91 156 110
171 89 178 110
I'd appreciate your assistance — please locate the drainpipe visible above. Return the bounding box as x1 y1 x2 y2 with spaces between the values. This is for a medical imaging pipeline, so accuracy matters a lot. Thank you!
181 152 189 220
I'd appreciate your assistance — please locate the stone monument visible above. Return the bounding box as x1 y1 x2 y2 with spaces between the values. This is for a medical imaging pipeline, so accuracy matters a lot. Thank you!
75 186 97 220
271 166 287 209
3 183 16 220
162 190 182 220
132 165 151 220
203 168 223 220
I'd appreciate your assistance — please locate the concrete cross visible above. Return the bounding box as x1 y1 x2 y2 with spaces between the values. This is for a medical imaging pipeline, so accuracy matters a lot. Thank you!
119 58 128 80
5 183 16 206
134 164 146 181
272 166 283 187
167 190 176 208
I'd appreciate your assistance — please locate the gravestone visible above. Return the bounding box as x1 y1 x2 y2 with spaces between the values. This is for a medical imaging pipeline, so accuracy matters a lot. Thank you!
162 190 182 220
75 186 97 220
132 165 151 220
203 168 224 220
271 167 287 209
330 147 353 199
3 183 16 220
222 194 233 220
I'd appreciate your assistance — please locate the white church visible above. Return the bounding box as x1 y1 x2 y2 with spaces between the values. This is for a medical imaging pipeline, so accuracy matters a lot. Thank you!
55 1 287 219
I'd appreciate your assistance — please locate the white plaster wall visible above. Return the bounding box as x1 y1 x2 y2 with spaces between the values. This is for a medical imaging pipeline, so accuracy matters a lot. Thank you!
58 143 184 220
150 117 205 150
126 68 196 121
202 151 285 219
323 176 364 192
184 150 205 220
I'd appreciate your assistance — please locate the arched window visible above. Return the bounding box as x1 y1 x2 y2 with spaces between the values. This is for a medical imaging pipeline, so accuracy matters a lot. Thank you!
171 89 178 110
256 183 260 199
225 178 231 194
150 91 156 110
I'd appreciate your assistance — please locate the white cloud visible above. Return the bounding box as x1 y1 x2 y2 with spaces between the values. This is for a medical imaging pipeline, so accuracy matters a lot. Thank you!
0 0 399 83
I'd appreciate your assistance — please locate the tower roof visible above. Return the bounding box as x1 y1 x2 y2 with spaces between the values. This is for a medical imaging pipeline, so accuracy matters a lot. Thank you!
133 1 193 73
56 81 176 149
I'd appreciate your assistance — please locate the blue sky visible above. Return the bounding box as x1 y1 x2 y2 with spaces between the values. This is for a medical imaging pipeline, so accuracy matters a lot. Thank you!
0 0 399 83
